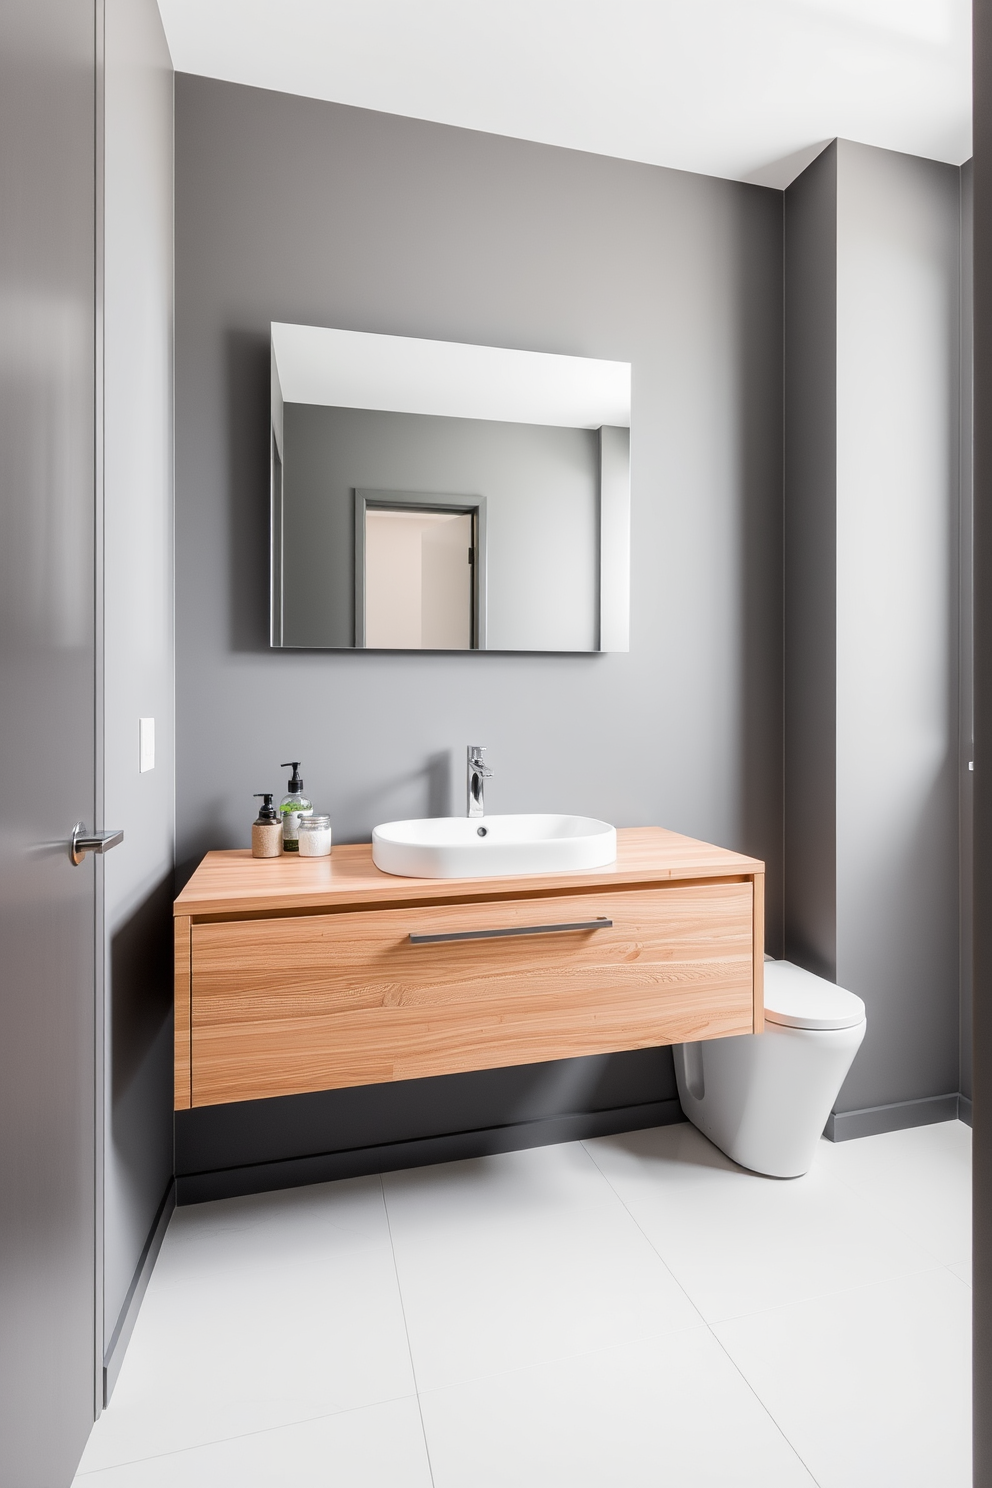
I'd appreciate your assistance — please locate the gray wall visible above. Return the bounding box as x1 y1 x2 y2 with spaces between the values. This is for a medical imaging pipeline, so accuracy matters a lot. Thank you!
835 141 961 1113
101 0 175 1381
785 140 963 1122
280 404 600 652
174 76 784 1165
784 142 838 979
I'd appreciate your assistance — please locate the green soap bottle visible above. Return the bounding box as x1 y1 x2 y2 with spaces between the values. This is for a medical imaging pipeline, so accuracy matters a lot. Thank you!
279 760 312 852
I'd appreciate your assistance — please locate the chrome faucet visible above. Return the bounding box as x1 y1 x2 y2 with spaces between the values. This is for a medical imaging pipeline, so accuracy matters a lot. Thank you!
467 745 493 818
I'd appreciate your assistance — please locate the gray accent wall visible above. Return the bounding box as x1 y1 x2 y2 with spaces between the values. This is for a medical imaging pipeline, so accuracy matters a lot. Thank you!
785 140 963 1119
835 142 961 1113
101 0 175 1385
174 75 784 1161
784 142 838 980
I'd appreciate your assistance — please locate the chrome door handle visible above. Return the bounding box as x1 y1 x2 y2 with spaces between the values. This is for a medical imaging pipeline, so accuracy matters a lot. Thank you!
409 917 613 945
70 823 124 866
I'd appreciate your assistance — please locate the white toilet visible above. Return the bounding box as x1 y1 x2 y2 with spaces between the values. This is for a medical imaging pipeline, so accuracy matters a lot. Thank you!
673 960 866 1178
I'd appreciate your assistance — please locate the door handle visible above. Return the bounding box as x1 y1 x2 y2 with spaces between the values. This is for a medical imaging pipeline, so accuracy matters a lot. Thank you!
70 823 124 866
409 917 613 945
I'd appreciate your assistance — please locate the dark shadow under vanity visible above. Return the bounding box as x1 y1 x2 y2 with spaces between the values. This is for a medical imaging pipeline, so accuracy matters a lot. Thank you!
174 1048 685 1204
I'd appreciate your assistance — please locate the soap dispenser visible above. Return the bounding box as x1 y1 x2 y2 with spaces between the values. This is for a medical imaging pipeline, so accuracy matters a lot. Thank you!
251 794 283 858
279 761 313 852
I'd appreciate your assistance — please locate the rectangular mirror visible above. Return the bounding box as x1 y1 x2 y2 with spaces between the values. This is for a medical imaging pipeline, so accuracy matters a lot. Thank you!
271 324 631 652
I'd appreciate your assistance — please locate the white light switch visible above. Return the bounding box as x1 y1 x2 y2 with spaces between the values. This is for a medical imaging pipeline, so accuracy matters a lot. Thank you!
139 717 155 773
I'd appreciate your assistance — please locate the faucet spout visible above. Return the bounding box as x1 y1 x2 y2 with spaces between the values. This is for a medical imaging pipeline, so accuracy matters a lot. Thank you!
467 745 493 818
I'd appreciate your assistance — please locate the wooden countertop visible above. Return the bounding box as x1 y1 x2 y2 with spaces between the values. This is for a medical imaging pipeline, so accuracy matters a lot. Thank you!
174 826 763 920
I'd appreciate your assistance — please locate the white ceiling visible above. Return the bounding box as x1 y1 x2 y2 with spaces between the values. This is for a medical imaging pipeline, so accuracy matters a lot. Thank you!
155 0 971 188
272 325 631 428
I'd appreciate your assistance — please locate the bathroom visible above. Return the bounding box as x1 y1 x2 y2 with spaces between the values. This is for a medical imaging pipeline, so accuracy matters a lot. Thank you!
0 2 982 1485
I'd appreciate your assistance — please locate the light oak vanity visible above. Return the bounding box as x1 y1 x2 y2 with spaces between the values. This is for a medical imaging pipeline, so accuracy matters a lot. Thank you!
173 826 764 1111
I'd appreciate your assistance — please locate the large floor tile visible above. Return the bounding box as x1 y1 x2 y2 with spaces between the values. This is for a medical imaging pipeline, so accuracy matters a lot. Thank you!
949 1258 971 1287
382 1142 703 1391
715 1266 972 1488
78 1178 415 1472
585 1123 939 1321
73 1396 432 1487
420 1326 817 1487
814 1119 972 1266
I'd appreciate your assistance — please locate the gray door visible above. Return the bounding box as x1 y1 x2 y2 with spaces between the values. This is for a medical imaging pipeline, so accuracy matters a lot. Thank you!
0 2 99 1484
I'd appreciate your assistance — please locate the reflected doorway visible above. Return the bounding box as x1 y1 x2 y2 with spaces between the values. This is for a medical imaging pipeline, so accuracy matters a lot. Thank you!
356 491 485 649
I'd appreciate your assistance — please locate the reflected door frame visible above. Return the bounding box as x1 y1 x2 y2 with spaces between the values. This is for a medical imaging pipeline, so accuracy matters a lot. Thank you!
354 489 488 649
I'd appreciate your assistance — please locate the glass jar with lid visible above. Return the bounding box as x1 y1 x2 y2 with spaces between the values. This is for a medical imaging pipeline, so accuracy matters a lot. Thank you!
297 813 332 857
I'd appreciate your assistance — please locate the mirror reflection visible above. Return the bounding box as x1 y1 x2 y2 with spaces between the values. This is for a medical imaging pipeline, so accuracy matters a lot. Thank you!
271 325 631 652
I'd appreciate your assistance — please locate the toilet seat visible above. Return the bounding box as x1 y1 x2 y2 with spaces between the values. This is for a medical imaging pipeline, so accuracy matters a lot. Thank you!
763 960 866 1031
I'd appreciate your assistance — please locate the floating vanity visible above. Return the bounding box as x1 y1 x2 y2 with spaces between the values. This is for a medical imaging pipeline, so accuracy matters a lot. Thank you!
173 826 764 1111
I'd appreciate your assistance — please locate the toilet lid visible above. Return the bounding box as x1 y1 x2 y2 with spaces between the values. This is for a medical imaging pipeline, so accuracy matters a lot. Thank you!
763 960 866 1031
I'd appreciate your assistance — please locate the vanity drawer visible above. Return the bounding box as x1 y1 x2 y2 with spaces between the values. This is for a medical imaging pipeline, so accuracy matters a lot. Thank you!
189 880 756 1107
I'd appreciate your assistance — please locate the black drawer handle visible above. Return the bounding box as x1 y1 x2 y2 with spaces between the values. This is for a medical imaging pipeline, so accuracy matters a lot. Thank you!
409 917 613 945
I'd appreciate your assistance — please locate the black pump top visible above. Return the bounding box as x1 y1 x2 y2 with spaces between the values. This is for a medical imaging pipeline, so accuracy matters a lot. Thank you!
254 793 278 822
281 761 303 793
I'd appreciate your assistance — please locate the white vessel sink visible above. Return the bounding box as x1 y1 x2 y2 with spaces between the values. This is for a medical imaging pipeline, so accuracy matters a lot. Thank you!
372 813 617 879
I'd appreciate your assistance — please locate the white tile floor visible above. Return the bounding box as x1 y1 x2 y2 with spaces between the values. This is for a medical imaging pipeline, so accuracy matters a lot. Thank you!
74 1119 972 1487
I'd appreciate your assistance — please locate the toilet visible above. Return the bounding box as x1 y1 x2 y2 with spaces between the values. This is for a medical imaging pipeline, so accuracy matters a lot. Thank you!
673 960 867 1178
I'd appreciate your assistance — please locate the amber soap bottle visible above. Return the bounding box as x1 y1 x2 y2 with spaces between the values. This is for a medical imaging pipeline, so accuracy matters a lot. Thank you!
251 793 283 858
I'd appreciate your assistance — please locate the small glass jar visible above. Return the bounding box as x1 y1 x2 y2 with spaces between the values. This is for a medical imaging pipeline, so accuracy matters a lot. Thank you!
297 813 332 857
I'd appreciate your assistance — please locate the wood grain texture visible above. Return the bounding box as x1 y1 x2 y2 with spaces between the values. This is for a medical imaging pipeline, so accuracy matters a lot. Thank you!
173 826 764 921
174 915 191 1110
189 882 754 1107
752 872 765 1034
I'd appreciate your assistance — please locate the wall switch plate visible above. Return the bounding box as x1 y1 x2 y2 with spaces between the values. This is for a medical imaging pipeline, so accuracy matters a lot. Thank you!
139 717 155 773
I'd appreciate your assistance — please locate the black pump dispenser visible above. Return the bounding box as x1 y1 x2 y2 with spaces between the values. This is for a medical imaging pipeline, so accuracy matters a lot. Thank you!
282 761 303 792
253 793 278 823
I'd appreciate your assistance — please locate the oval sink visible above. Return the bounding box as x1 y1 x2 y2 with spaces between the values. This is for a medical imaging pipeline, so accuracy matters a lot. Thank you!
372 813 617 879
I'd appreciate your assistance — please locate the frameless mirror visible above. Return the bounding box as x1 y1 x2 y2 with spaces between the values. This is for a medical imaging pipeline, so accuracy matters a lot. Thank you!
270 324 630 652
